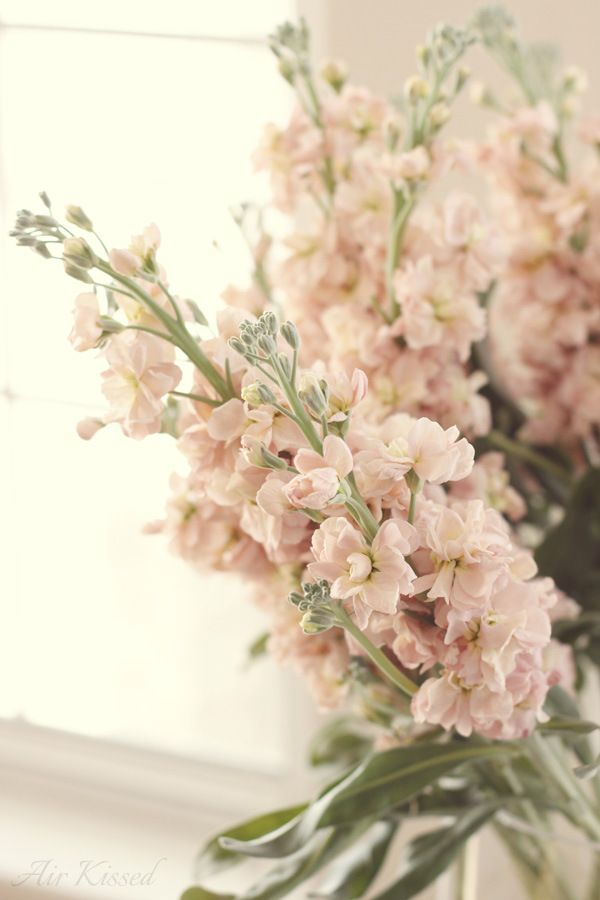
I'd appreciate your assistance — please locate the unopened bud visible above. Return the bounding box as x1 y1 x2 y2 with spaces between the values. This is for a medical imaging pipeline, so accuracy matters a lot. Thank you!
260 447 288 470
39 191 51 210
257 333 277 355
66 204 93 231
280 320 300 350
34 242 51 259
404 75 429 104
64 261 93 284
563 66 588 95
35 214 59 228
261 311 278 335
63 237 96 269
241 382 263 406
257 383 278 405
416 44 430 68
428 102 451 128
228 337 247 356
455 66 470 93
278 57 295 84
320 58 348 92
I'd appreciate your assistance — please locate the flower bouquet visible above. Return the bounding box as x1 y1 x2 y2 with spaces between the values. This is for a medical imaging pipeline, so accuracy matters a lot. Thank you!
11 7 600 899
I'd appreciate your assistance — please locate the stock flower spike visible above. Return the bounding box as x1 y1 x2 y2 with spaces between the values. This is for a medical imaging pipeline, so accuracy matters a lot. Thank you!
12 7 600 898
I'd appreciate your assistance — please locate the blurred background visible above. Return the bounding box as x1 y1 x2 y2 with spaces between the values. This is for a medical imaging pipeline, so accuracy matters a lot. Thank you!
1 1 599 897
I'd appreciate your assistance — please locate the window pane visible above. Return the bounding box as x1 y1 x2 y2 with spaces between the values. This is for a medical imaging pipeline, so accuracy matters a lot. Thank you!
0 23 297 768
1 398 290 769
1 28 290 403
0 0 294 39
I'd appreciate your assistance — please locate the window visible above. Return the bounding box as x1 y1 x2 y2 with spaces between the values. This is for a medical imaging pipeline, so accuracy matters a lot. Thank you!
0 0 301 772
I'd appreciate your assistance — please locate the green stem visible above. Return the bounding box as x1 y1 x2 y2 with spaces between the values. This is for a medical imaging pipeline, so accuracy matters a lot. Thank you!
487 429 573 485
386 191 416 320
334 603 418 698
97 261 233 400
169 390 221 407
158 278 184 325
407 489 418 525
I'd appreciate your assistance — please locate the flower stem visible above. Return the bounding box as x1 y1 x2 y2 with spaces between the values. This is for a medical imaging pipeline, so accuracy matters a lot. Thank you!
487 430 573 485
334 602 418 698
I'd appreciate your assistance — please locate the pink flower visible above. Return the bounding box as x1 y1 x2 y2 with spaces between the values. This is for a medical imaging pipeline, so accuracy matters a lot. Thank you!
284 435 353 510
356 414 474 495
109 248 140 276
207 398 246 442
413 499 512 613
109 224 161 276
321 368 368 422
101 332 181 439
309 517 418 627
411 673 514 737
394 256 486 361
68 292 102 351
388 146 430 183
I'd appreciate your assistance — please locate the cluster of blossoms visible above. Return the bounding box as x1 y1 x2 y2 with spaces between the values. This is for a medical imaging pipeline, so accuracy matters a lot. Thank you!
57 226 571 736
472 8 600 451
479 100 600 446
10 16 582 745
227 22 501 439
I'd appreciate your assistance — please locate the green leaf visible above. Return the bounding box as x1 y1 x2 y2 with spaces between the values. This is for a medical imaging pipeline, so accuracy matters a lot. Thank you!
221 742 516 860
239 820 374 900
535 468 600 612
539 717 600 736
195 805 307 879
371 803 499 899
308 716 374 769
308 820 397 899
181 889 233 900
187 300 209 327
574 754 600 781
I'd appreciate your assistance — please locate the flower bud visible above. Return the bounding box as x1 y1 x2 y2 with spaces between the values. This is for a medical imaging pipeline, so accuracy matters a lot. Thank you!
34 241 51 259
228 337 247 356
300 609 334 634
428 102 451 128
257 383 278 405
416 44 430 68
63 237 97 269
39 191 51 210
66 204 93 231
260 446 288 470
241 382 263 406
277 57 295 84
239 436 261 466
261 311 278 335
63 261 93 284
320 58 348 93
280 320 300 350
455 66 470 93
404 75 430 104
34 214 59 228
563 66 588 95
257 333 277 356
